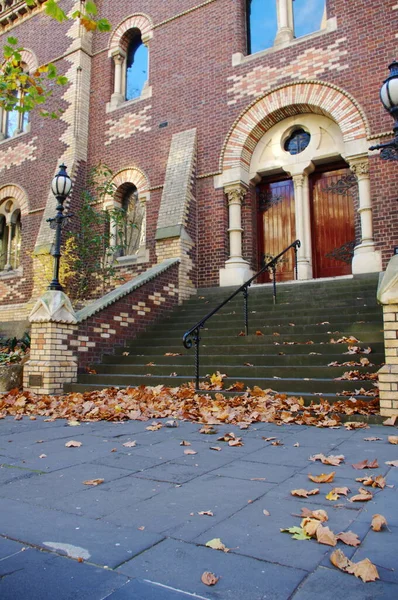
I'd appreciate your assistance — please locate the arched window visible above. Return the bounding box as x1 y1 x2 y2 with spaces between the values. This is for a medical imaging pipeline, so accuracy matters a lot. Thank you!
0 63 30 140
119 185 145 255
0 199 22 271
284 128 311 155
293 0 326 39
125 31 148 101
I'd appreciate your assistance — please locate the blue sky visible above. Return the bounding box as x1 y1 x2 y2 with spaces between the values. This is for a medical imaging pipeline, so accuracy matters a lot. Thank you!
249 0 325 54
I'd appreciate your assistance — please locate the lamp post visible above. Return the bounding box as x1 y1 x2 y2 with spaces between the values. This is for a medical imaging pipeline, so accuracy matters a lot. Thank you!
369 60 398 160
47 163 72 291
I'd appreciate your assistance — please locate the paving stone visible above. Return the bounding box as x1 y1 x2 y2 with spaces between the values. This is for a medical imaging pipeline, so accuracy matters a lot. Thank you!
264 471 356 507
194 497 360 572
0 463 130 505
50 475 173 519
243 444 329 468
0 547 128 600
0 498 163 568
92 451 170 472
292 565 398 600
0 464 43 485
134 461 208 484
106 578 202 599
355 488 398 527
117 538 306 600
351 525 398 584
0 536 25 560
210 459 298 483
105 473 272 540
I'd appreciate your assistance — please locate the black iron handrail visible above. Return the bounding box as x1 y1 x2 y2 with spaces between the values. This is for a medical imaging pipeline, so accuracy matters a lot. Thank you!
183 240 301 390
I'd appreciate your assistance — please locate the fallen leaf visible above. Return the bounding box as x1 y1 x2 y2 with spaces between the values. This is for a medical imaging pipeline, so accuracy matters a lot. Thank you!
65 440 82 448
344 422 369 430
386 460 398 467
180 440 191 446
184 449 197 455
300 508 328 522
229 439 244 447
146 423 162 431
350 487 373 502
263 509 270 516
316 525 337 546
210 446 222 451
67 420 80 427
291 488 320 498
346 558 379 582
352 459 379 470
336 531 361 547
201 571 219 586
250 477 266 481
198 511 213 517
205 538 229 552
356 475 386 489
308 472 335 484
122 441 136 448
244 362 254 367
326 491 339 501
363 437 382 441
263 437 277 442
383 416 397 426
280 526 311 540
255 330 264 336
200 425 217 434
330 548 351 571
146 362 156 367
293 442 300 447
39 454 47 459
388 436 398 445
309 454 344 466
83 479 104 486
331 487 350 496
301 517 321 537
138 526 145 531
371 514 388 532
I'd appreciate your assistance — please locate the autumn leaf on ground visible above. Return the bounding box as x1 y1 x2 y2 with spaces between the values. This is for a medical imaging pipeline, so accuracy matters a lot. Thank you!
68 420 80 427
386 460 398 467
229 438 244 447
146 423 163 431
326 491 340 501
271 440 283 446
184 449 197 455
293 442 300 447
201 571 219 586
198 510 213 516
388 436 398 445
352 459 379 470
210 446 222 451
122 441 136 448
199 425 217 434
164 352 182 356
180 440 191 446
356 475 386 489
205 538 229 552
263 509 270 516
238 331 246 336
83 479 104 486
350 487 373 502
309 454 344 466
300 508 328 522
344 422 369 430
244 362 254 367
336 531 361 547
255 330 264 336
263 437 277 442
145 362 156 367
383 416 397 426
330 550 379 583
218 432 238 442
291 488 320 498
308 472 335 484
371 514 388 532
363 437 382 441
316 525 337 546
39 454 47 458
65 440 82 448
251 478 266 481
227 381 246 392
281 526 311 540
301 517 321 537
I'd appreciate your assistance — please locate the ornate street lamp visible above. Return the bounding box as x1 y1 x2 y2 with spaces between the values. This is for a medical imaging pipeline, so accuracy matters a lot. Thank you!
47 163 73 291
370 60 398 160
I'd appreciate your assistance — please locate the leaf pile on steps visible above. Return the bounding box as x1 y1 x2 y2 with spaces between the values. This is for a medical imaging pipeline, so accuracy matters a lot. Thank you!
0 384 380 425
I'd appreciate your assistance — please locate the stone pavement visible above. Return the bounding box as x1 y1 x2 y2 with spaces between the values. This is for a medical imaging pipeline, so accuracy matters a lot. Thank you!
0 416 397 599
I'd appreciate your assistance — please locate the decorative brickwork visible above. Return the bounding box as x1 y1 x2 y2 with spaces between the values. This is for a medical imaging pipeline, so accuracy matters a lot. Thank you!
0 137 37 174
109 13 154 53
105 105 152 146
227 38 349 105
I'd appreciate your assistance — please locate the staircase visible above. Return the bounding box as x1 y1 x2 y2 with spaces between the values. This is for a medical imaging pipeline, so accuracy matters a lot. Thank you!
66 274 384 405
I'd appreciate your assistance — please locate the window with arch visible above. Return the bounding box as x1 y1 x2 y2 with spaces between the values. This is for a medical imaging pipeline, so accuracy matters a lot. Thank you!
0 63 30 140
246 0 326 55
0 198 22 271
110 183 146 259
125 30 148 101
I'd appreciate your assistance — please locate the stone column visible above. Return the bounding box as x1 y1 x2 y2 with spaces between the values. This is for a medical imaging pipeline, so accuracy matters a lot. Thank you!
0 107 5 141
293 174 312 279
377 256 398 417
275 0 294 45
219 184 253 287
4 220 13 271
110 51 125 109
23 291 78 395
348 158 382 274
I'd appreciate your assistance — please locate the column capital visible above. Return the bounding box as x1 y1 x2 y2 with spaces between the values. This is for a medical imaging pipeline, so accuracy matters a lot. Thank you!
111 50 126 65
292 174 305 188
348 158 369 179
224 184 247 205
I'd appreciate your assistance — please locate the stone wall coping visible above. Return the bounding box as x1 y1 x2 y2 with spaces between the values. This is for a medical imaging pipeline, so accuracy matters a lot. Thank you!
76 258 180 323
377 255 398 305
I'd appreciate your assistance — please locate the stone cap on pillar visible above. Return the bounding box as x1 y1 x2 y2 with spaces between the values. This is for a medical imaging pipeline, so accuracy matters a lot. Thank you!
377 255 398 305
29 291 78 324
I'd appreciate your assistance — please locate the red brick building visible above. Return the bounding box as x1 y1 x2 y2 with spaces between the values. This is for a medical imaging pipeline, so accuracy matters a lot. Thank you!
0 0 397 323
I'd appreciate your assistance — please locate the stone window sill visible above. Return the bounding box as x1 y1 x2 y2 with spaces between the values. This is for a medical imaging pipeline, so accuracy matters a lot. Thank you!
232 17 337 67
0 266 23 279
115 248 149 267
0 125 30 146
106 86 152 114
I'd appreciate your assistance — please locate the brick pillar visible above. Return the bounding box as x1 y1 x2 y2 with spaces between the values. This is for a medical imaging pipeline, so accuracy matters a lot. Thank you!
23 291 78 396
377 256 398 417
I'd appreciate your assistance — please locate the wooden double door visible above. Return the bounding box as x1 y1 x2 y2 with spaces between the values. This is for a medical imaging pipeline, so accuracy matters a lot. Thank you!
257 167 356 282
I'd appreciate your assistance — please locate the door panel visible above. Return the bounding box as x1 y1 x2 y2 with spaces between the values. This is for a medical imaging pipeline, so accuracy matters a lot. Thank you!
258 179 295 283
310 168 356 279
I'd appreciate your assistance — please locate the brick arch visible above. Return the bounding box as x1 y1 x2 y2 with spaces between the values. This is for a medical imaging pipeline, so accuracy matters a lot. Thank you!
220 81 370 173
108 13 153 55
0 184 29 216
20 49 38 74
104 167 150 207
